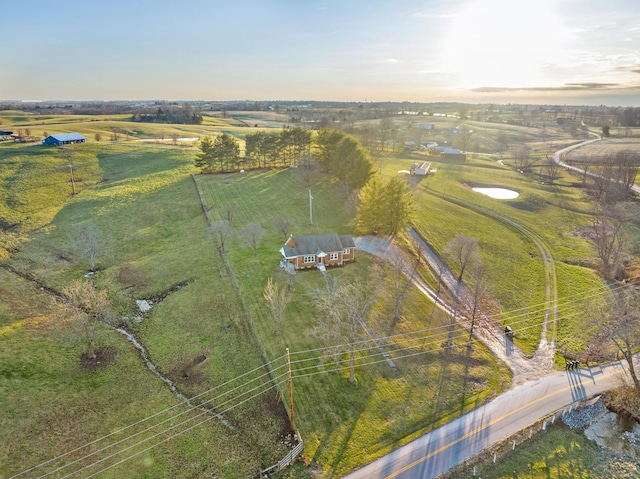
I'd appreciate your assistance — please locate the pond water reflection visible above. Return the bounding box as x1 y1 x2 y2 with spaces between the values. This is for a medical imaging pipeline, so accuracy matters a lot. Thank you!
472 187 519 199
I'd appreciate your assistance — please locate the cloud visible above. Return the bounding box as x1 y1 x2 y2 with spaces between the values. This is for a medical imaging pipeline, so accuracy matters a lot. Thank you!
470 83 620 93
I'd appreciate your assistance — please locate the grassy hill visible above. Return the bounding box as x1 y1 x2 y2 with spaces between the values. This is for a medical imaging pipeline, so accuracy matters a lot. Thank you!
1 111 633 478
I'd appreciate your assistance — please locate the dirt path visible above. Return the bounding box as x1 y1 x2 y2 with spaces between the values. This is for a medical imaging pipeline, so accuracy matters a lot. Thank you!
355 234 554 386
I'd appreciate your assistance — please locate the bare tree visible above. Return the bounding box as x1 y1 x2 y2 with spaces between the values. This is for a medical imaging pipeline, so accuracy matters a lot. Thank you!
274 216 293 238
61 280 111 360
314 270 381 382
593 150 640 203
110 127 120 142
444 235 480 284
223 202 237 223
587 286 640 393
544 154 561 185
70 223 111 272
210 220 233 253
513 144 535 173
465 262 488 352
386 247 421 324
239 222 265 255
377 117 396 153
263 277 291 335
590 203 627 280
94 132 102 142
171 133 179 145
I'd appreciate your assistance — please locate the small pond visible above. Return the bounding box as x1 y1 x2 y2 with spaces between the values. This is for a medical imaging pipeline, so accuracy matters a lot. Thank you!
472 187 519 199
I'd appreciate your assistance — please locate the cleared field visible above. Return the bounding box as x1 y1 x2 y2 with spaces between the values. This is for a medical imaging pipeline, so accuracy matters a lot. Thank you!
565 137 640 163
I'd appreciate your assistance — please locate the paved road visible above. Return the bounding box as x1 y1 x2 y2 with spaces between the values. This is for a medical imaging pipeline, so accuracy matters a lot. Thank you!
344 359 632 479
551 134 640 195
346 136 639 479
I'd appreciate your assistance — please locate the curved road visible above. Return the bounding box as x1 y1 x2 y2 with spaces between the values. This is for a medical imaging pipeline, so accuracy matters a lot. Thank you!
551 131 640 195
346 136 638 478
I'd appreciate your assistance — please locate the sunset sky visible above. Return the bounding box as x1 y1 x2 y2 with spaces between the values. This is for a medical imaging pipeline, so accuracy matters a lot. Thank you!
3 0 640 105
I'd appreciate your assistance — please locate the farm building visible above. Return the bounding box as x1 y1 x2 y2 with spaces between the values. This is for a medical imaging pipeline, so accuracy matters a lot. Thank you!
280 233 356 271
0 130 13 141
432 145 466 160
410 161 431 176
43 133 86 146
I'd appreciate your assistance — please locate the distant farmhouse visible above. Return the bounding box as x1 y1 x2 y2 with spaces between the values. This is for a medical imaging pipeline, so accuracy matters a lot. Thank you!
434 146 466 160
422 142 467 160
43 133 86 146
410 161 431 176
0 130 13 141
280 233 356 272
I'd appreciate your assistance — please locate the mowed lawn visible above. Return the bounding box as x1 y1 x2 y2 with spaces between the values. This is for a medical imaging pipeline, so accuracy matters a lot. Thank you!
194 168 511 477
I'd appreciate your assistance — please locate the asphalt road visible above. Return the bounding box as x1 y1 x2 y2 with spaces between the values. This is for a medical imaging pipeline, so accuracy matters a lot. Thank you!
345 136 639 479
343 352 633 478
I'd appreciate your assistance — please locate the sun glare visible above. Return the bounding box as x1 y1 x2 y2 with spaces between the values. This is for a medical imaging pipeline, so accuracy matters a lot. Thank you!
445 0 569 89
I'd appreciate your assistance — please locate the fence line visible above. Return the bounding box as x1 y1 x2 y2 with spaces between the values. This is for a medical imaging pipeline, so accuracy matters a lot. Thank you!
260 435 304 477
442 397 598 478
191 174 304 476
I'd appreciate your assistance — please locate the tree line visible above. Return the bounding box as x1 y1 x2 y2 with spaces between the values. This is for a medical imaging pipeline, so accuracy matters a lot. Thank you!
131 105 203 125
195 128 376 193
196 127 413 237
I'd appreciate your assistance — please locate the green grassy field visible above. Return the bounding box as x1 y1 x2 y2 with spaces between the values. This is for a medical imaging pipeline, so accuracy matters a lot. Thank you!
447 423 640 479
1 141 290 478
0 111 631 478
194 167 511 476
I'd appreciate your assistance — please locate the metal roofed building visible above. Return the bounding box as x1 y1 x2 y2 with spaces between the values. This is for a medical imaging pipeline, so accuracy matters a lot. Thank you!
43 133 87 146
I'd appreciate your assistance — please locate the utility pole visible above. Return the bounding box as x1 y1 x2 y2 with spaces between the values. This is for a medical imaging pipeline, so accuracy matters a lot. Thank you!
308 189 313 225
286 348 295 438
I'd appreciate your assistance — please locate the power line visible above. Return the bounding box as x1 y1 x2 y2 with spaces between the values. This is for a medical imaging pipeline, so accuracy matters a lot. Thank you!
74 381 286 479
13 278 637 478
11 355 287 479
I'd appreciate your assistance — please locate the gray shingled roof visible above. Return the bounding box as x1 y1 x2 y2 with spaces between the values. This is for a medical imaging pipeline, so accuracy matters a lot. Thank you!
282 233 354 258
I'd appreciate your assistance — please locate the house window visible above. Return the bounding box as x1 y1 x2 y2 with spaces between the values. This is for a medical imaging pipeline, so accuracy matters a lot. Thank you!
329 252 339 261
303 255 315 264
343 248 350 254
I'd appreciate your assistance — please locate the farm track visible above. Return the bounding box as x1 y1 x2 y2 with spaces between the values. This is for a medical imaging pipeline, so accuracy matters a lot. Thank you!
427 193 559 368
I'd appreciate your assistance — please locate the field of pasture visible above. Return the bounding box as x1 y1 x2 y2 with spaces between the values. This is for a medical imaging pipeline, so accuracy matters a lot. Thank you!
376 140 605 358
565 137 640 163
0 110 285 149
1 140 291 478
0 110 633 478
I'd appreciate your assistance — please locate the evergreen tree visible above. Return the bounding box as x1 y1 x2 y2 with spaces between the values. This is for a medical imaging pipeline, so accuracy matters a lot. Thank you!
195 136 215 173
356 177 385 234
383 176 414 235
356 176 414 236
